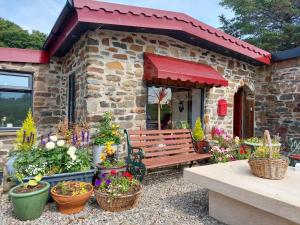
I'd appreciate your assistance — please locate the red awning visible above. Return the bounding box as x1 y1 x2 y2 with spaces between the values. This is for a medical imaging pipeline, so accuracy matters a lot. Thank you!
144 53 228 87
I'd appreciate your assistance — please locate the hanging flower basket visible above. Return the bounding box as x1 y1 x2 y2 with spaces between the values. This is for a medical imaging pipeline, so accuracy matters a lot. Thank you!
248 130 289 180
94 184 142 212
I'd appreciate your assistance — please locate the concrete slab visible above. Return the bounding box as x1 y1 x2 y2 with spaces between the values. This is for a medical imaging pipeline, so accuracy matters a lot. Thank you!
184 160 300 225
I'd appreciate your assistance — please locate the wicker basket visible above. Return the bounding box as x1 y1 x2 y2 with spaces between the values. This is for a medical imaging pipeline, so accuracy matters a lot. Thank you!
248 130 289 180
94 185 142 212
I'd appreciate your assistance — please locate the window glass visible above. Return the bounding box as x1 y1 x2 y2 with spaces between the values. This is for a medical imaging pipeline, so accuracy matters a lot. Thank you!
0 91 32 128
147 86 204 130
0 74 30 88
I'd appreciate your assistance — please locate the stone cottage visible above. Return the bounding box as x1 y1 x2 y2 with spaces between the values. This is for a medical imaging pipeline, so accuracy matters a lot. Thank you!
0 0 299 168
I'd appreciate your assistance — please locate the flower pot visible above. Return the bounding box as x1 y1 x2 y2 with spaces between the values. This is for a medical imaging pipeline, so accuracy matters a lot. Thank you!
94 184 142 212
96 165 127 175
22 167 95 188
93 144 121 165
51 182 93 214
9 181 50 221
194 140 209 153
248 157 289 180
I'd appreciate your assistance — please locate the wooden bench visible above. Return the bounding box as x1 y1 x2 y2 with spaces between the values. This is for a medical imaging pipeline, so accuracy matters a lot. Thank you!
125 129 211 180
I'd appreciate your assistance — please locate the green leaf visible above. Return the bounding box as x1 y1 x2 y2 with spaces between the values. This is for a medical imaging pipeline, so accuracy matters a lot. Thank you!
34 174 42 182
28 179 38 187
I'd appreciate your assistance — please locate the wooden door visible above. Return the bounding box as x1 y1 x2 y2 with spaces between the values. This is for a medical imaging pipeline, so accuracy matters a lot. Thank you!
233 87 254 139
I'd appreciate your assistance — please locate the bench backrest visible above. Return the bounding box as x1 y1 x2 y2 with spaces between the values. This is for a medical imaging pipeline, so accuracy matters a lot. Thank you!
125 129 195 159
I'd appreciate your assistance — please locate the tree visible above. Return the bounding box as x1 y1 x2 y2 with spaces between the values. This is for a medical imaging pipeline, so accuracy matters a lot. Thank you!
0 18 46 49
219 0 300 51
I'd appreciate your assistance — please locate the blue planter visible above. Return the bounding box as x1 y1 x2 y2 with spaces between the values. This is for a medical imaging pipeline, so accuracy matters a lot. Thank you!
22 168 95 187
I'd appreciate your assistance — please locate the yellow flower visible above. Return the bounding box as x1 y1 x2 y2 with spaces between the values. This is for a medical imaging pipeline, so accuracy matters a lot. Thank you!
100 153 106 161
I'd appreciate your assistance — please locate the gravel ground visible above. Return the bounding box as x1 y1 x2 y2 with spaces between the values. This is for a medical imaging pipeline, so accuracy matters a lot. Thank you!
0 171 225 225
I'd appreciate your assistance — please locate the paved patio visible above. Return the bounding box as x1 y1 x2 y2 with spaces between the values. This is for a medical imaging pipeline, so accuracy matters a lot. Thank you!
0 171 224 225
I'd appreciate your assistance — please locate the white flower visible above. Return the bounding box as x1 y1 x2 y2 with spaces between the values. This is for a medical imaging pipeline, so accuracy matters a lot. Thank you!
67 146 77 155
45 141 55 150
70 153 77 161
57 140 65 147
49 135 58 142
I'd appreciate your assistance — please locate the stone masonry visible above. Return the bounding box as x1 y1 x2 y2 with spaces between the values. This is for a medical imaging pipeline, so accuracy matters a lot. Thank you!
255 57 300 148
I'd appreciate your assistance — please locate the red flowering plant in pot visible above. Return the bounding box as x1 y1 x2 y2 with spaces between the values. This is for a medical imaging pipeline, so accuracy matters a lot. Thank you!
93 170 142 212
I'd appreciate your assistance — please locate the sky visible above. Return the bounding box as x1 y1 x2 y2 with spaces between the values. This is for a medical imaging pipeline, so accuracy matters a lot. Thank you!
0 0 233 34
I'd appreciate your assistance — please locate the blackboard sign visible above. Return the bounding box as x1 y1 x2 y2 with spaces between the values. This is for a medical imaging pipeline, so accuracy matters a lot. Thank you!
288 138 300 154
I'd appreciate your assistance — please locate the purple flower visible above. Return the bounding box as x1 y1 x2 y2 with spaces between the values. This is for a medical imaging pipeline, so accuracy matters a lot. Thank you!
41 140 46 146
100 173 106 179
86 131 90 143
72 134 76 146
95 179 101 187
81 130 85 144
105 179 111 186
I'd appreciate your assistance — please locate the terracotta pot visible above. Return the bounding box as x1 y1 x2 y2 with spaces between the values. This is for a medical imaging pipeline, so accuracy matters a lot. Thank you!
194 140 209 153
51 182 93 214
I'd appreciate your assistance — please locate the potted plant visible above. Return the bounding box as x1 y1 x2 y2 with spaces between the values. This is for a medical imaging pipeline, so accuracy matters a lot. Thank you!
9 174 49 221
96 141 126 175
12 121 94 187
93 112 121 165
248 130 289 180
193 117 208 153
51 181 93 214
94 171 142 212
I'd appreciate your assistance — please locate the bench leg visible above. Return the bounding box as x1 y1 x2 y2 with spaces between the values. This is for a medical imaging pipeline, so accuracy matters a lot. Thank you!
127 161 146 182
189 161 194 168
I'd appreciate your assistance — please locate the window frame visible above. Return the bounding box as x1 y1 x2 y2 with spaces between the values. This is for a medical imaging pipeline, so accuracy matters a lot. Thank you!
146 85 205 130
0 70 33 131
68 73 76 124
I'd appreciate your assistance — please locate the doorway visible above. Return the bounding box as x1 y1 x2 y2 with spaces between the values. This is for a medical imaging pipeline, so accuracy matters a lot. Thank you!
233 86 254 139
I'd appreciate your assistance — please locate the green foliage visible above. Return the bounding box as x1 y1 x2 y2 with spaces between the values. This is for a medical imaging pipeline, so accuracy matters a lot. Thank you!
0 18 46 49
252 146 281 159
54 182 89 196
15 109 37 151
219 0 300 51
101 160 126 168
94 112 121 145
175 121 190 129
193 117 204 141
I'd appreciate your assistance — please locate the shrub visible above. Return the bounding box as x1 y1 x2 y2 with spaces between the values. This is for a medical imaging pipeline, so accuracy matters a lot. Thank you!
193 117 204 141
15 109 37 151
94 112 121 145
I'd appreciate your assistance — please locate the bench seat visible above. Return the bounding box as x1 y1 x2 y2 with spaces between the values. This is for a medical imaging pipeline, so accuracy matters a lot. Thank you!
125 129 211 180
143 152 211 169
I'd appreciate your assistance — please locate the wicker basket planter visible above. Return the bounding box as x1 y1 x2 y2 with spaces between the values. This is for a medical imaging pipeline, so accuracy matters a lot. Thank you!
248 130 289 180
248 158 289 180
94 185 142 212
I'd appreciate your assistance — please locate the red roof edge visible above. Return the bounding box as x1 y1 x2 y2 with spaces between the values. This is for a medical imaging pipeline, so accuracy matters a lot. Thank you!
0 48 50 64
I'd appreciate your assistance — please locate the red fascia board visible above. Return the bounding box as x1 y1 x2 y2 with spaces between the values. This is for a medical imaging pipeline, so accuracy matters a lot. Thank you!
144 53 228 87
47 12 79 57
0 48 49 64
73 0 271 64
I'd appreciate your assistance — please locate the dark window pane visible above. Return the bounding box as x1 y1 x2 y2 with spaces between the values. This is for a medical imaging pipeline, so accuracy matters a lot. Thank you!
0 74 30 88
0 91 31 128
68 74 76 123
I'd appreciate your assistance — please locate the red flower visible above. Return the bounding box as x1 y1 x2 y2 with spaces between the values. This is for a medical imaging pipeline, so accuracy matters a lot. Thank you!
110 170 117 175
123 171 133 180
239 146 248 155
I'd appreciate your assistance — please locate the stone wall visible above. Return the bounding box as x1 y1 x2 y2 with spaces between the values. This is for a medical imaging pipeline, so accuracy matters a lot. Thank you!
0 59 67 168
255 57 300 148
75 29 258 136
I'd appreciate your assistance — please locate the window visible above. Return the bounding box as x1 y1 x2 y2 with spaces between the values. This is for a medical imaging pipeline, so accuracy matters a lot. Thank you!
0 71 32 129
147 86 204 130
68 73 76 123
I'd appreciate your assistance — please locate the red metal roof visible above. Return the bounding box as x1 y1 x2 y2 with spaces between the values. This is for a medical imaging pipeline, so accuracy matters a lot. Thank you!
72 0 271 64
144 53 228 87
0 48 49 64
